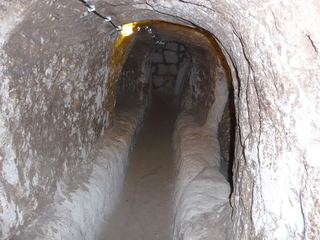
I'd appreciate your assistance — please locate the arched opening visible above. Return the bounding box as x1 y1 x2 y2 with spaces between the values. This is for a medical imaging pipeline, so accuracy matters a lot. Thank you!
100 20 236 238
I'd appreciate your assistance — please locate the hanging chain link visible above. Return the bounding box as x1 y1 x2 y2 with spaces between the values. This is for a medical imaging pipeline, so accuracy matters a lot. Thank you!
78 0 122 30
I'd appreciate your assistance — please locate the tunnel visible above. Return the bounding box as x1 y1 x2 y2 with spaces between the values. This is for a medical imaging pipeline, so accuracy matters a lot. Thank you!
0 1 320 240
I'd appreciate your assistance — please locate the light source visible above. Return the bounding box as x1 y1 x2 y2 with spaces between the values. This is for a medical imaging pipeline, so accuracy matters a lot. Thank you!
77 1 165 44
121 23 135 37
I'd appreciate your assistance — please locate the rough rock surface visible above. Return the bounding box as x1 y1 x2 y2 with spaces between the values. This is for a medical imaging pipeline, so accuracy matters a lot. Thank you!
1 0 320 239
173 66 231 239
25 105 144 239
116 34 154 106
0 1 122 238
113 0 320 239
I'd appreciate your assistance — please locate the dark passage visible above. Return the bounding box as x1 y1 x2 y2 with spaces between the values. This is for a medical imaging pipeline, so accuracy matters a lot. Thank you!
98 96 177 240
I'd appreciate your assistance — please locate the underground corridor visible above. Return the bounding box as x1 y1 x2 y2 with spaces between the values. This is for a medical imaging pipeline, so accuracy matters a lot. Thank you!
1 1 320 240
97 20 235 239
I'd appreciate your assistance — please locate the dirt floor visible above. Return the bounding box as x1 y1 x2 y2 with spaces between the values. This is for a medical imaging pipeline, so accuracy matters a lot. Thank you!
98 96 177 240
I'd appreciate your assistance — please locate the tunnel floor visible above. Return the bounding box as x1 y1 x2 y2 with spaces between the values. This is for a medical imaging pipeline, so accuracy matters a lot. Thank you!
98 96 177 240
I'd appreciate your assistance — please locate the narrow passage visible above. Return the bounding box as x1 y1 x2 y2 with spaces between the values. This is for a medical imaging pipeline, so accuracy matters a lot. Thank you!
98 96 177 240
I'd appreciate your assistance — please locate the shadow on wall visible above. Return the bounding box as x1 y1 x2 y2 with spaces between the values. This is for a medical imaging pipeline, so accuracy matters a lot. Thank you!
218 86 236 187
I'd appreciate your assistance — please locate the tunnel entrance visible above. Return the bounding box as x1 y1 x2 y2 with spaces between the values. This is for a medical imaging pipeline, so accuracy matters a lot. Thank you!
115 20 235 181
103 20 236 238
3 1 318 239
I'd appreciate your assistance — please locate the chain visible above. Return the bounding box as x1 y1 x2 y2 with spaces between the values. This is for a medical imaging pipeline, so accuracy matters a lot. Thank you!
78 0 122 31
78 0 167 44
137 26 165 45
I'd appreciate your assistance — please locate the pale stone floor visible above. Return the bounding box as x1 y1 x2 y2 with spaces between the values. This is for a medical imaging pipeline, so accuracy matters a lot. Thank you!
98 97 177 240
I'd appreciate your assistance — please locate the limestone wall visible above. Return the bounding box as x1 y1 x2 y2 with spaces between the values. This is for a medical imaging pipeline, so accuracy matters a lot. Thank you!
0 1 120 238
173 71 232 240
1 0 320 239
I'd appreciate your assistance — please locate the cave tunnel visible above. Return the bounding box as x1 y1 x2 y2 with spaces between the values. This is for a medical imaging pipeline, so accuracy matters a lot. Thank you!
102 21 235 239
0 1 320 240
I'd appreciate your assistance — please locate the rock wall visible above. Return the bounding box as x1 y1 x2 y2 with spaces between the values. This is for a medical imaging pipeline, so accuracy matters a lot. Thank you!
0 1 124 238
93 0 320 237
173 69 232 240
28 105 144 239
116 35 154 106
110 1 320 238
1 0 320 239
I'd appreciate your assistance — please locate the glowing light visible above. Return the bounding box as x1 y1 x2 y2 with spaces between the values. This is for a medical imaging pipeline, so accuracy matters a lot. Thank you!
121 23 134 37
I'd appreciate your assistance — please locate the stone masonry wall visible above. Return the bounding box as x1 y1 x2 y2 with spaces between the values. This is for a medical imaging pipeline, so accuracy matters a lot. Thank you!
150 41 191 99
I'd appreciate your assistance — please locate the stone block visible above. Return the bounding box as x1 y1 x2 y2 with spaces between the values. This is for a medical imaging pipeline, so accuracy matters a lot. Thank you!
168 64 178 75
164 51 178 63
153 75 163 88
179 44 186 52
158 63 168 75
151 65 157 73
152 53 163 63
166 42 179 51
